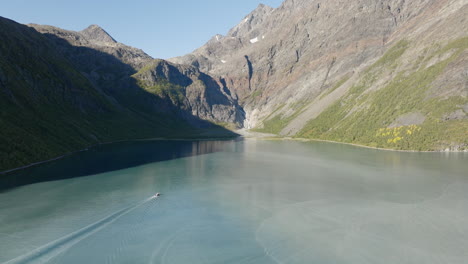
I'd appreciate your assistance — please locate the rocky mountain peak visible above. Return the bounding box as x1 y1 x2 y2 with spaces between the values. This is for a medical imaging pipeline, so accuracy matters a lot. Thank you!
253 3 273 13
80 24 117 44
227 3 274 38
30 23 152 69
278 0 314 9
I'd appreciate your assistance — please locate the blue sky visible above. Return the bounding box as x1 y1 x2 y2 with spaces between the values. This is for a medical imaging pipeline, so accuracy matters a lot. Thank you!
1 0 284 59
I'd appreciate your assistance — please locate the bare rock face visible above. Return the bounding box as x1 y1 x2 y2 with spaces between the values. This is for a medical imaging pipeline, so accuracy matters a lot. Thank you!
133 60 245 126
390 112 426 128
171 0 442 124
170 0 468 150
80 24 117 44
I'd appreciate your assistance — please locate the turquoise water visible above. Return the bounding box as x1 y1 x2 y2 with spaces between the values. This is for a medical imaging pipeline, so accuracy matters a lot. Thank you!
0 139 467 264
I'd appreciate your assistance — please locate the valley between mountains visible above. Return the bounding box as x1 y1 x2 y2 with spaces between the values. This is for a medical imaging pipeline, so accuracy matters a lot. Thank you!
1 0 467 172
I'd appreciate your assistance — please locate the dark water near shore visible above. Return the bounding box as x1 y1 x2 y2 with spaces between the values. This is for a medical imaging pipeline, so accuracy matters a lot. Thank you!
0 139 467 264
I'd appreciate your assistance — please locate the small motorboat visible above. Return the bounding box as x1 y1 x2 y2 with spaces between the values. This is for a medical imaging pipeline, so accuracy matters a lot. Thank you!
154 193 160 197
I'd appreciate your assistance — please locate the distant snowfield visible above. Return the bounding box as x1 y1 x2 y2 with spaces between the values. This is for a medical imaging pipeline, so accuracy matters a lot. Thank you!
250 37 259 44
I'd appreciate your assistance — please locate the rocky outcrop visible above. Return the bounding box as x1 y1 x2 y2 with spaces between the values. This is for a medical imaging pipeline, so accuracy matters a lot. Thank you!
132 60 245 126
80 24 117 44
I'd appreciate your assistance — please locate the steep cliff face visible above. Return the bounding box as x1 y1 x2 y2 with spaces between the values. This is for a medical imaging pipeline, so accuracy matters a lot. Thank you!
132 59 245 127
0 17 236 172
170 0 468 151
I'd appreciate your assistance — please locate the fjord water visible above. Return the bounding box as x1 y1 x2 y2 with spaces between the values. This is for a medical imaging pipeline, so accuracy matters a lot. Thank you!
0 140 467 264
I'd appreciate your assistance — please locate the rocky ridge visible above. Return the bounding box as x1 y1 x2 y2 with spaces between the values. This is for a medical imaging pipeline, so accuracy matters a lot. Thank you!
30 23 245 127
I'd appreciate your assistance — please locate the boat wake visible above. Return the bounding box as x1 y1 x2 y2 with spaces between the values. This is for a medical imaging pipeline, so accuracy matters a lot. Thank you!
3 196 158 264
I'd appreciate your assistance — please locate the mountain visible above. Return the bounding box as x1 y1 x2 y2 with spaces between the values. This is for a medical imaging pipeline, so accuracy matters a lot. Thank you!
0 17 238 172
80 24 118 44
170 0 468 151
1 0 467 173
29 23 245 127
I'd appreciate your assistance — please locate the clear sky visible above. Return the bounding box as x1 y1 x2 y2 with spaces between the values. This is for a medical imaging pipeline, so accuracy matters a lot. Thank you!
1 0 284 59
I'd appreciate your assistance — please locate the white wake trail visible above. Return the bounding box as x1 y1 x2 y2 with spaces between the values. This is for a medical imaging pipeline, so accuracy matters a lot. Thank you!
2 196 158 264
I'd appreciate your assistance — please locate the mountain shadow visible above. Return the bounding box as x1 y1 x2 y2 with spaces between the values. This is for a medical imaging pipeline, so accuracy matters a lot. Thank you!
0 16 239 174
0 139 241 192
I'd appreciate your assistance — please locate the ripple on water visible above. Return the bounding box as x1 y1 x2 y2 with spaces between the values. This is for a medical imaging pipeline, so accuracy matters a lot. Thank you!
256 184 468 264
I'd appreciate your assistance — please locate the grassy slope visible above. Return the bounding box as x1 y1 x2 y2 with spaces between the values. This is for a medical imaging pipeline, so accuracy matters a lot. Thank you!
131 62 186 107
252 101 306 134
256 38 468 151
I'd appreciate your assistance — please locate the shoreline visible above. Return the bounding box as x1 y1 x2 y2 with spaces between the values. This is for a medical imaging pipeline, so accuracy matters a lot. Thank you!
250 136 468 154
3 133 465 175
0 135 240 176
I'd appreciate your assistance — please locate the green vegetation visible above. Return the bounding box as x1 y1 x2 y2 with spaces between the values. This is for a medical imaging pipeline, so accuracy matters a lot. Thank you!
253 101 308 134
0 89 200 172
375 125 422 145
319 74 351 100
210 122 238 131
254 40 413 137
367 40 410 72
251 90 262 99
296 38 468 151
135 78 185 105
253 115 289 134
